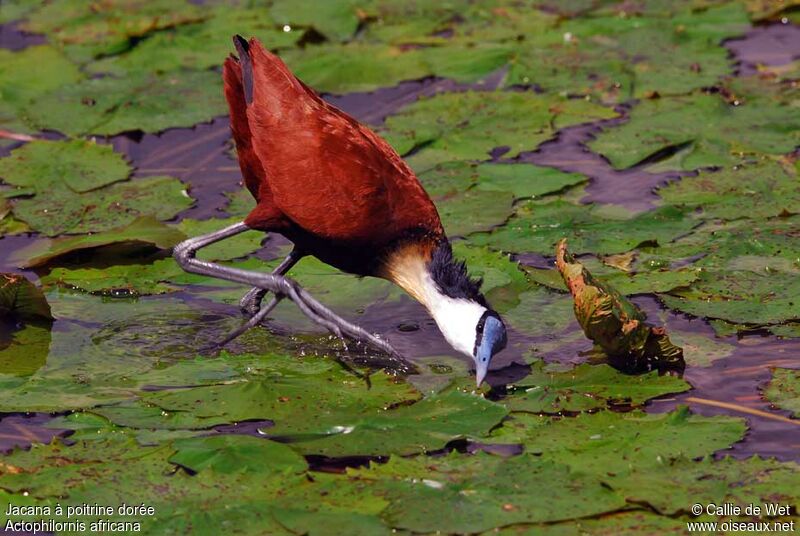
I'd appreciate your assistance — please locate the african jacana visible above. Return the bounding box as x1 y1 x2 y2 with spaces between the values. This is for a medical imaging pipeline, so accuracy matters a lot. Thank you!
174 36 507 385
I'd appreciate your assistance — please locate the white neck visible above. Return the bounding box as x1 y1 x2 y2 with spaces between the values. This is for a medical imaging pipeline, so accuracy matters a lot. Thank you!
382 248 486 357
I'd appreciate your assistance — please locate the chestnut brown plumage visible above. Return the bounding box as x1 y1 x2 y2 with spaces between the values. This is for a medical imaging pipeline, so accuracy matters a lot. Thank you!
173 36 507 385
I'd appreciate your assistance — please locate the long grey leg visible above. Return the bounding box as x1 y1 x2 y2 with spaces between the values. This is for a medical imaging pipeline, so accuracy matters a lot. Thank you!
173 222 404 360
240 248 304 315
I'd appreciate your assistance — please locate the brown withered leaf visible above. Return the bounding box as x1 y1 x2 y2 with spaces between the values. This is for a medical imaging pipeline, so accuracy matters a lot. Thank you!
555 239 684 373
0 273 53 323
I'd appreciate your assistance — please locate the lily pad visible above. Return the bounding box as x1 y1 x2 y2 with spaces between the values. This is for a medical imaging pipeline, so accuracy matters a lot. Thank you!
25 70 225 137
88 6 297 76
0 139 131 193
382 91 617 171
658 159 800 220
10 217 187 268
281 390 508 457
169 435 307 475
21 0 204 63
96 354 422 434
11 174 193 236
589 79 800 171
0 323 51 376
474 162 587 199
504 361 690 414
764 368 800 418
0 46 83 136
494 407 747 476
270 0 362 42
470 200 697 256
368 452 626 534
42 259 180 297
508 4 748 100
556 239 685 372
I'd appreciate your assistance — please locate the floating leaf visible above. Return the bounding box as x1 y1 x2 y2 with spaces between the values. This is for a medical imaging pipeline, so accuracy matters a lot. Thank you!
0 139 130 193
470 201 697 256
473 163 586 199
25 70 225 136
764 368 800 418
382 91 617 170
504 361 689 414
658 159 800 220
0 46 83 137
508 4 747 100
270 0 362 42
589 79 800 171
88 6 297 75
169 435 307 475
556 239 685 372
0 323 50 376
494 407 747 476
283 390 508 457
369 452 626 533
11 217 187 268
96 355 421 433
42 259 180 297
21 0 204 63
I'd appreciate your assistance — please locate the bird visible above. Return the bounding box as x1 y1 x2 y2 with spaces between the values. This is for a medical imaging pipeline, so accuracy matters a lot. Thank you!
173 36 507 385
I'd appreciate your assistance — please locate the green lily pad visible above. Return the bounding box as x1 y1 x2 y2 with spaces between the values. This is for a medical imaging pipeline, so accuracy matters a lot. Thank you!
0 273 52 322
88 6 297 76
470 200 697 256
609 455 800 517
658 159 800 220
764 368 800 418
494 407 747 476
10 217 187 268
555 239 685 372
474 163 587 199
661 269 800 326
42 259 180 297
280 44 431 94
0 0 41 23
508 4 748 101
504 361 690 414
282 390 508 457
0 139 131 193
0 46 83 136
382 91 617 171
21 0 204 63
11 174 193 236
0 323 50 377
270 0 362 42
589 78 800 171
523 256 699 296
25 70 225 137
367 452 626 533
169 435 307 475
96 353 422 433
493 510 689 535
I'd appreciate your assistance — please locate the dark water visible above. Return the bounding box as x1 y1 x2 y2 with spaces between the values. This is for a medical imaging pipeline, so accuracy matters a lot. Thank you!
726 21 800 75
2 20 800 461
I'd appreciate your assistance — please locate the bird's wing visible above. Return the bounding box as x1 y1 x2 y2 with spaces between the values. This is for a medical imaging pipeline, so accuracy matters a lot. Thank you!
240 38 443 246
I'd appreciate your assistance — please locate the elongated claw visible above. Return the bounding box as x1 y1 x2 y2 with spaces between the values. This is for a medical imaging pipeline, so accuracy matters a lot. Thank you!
173 222 409 366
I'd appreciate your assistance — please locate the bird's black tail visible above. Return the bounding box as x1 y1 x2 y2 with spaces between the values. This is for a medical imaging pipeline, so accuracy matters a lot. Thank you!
233 35 254 105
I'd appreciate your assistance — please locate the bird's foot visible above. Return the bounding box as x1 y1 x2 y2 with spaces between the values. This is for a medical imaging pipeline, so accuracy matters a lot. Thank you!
240 287 268 316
